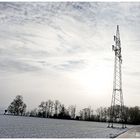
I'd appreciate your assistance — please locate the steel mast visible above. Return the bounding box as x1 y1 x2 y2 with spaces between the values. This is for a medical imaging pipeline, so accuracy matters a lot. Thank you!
108 25 126 128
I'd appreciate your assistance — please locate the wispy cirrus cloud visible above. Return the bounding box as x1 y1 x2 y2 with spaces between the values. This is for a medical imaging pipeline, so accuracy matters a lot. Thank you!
0 2 140 74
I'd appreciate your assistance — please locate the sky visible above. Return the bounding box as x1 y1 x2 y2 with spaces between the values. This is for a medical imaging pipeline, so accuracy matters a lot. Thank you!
0 2 140 112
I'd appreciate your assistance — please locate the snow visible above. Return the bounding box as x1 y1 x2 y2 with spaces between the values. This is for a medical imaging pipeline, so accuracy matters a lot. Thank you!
118 126 140 138
0 115 133 138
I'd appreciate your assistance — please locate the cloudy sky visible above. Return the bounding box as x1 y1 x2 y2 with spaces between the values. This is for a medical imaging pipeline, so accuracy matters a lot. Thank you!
0 2 140 111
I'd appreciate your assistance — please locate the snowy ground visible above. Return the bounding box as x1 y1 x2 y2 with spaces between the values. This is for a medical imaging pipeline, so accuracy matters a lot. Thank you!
0 115 133 138
118 126 140 138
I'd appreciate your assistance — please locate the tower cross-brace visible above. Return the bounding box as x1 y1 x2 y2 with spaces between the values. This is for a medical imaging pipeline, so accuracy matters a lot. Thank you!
108 25 126 128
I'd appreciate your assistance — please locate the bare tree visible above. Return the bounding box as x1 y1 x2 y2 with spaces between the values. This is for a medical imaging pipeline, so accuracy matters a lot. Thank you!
47 100 54 117
80 107 91 120
54 100 60 117
68 105 76 119
38 101 46 117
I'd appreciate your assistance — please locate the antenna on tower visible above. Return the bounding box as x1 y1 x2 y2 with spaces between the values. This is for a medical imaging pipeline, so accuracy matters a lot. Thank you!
108 25 126 128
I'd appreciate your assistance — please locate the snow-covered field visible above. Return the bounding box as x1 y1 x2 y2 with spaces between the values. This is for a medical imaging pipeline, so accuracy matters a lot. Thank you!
0 115 133 138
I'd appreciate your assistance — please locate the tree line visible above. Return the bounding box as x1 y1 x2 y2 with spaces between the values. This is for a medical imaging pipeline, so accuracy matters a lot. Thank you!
5 95 140 125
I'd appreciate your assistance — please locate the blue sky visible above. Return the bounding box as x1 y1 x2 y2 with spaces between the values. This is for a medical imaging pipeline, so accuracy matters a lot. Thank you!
0 2 140 111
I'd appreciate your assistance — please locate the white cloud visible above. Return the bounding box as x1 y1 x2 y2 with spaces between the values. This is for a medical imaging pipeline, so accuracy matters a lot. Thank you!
0 2 140 110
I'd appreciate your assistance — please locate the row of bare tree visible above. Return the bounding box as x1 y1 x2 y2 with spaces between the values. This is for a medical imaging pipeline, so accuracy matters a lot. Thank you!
6 95 140 124
26 100 76 120
79 106 140 125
